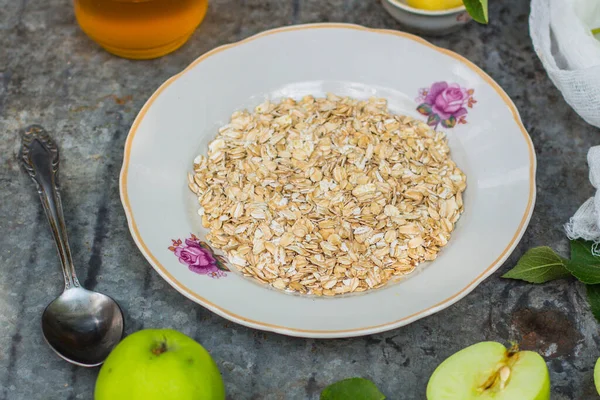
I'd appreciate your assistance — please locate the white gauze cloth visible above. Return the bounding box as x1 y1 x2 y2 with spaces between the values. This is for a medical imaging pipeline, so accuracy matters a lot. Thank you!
530 0 600 128
565 147 600 248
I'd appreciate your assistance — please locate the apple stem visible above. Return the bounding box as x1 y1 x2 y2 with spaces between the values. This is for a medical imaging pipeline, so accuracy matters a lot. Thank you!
506 343 520 357
152 341 168 356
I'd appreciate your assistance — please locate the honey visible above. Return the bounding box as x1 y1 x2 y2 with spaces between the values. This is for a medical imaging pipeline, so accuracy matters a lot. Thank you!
74 0 208 59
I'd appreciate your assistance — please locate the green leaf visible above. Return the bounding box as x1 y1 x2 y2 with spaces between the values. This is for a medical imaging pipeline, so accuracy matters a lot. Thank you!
593 27 600 35
586 284 600 323
570 239 599 265
502 246 571 283
427 113 440 126
441 116 457 128
215 256 230 271
321 378 385 400
463 0 488 24
565 240 600 284
416 103 432 116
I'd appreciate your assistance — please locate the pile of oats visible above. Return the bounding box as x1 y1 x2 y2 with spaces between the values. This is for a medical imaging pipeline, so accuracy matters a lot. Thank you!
188 94 466 296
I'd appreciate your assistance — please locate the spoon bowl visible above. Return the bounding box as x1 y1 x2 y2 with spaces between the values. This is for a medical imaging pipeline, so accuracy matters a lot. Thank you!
42 287 124 367
21 125 125 367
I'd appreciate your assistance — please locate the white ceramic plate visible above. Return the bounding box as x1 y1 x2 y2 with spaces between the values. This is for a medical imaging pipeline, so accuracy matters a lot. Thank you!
120 23 536 338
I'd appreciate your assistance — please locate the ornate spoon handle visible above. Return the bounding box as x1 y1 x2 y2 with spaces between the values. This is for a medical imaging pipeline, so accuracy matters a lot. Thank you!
20 125 79 289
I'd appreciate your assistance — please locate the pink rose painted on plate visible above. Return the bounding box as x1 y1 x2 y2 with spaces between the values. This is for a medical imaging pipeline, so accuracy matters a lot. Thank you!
416 82 477 129
168 234 229 278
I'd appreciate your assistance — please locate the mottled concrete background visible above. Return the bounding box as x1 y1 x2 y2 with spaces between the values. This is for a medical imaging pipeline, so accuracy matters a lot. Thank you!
1 0 599 399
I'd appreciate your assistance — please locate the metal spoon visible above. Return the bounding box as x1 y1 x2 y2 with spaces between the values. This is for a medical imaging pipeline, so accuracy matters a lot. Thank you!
20 125 124 367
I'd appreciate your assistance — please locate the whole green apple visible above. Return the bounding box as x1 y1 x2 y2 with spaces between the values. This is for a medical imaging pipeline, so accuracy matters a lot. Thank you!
95 329 225 400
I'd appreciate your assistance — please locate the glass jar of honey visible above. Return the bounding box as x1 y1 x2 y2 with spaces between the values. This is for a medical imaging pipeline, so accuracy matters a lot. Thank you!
74 0 209 59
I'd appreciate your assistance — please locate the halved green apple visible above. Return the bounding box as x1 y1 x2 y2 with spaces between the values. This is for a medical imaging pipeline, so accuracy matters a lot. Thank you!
426 341 550 400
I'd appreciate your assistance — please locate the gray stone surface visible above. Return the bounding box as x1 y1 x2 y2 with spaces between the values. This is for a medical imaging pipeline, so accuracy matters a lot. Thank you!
1 0 599 399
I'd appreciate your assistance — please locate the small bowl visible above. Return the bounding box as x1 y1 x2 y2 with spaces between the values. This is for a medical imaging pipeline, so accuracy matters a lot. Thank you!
381 0 471 36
